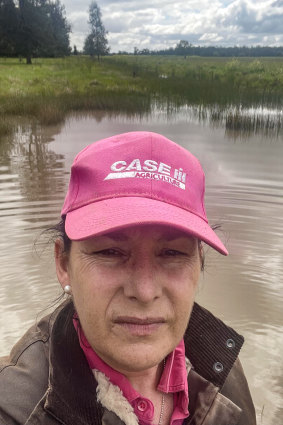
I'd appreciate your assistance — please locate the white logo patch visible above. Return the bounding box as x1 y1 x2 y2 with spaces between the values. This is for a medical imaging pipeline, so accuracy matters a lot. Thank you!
104 159 186 190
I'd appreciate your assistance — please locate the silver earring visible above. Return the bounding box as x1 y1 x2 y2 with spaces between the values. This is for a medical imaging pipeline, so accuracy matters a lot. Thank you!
64 285 72 295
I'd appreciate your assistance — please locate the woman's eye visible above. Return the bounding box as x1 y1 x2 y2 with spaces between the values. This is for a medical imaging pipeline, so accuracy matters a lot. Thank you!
163 249 185 257
94 249 122 256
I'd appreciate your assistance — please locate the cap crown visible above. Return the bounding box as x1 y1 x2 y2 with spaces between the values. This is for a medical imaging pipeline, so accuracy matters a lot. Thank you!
62 132 207 223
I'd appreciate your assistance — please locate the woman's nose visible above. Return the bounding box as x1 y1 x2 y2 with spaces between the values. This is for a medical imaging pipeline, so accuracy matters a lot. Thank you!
123 255 162 303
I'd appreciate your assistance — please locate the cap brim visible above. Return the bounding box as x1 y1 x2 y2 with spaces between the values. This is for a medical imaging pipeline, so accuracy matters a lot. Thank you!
65 197 228 255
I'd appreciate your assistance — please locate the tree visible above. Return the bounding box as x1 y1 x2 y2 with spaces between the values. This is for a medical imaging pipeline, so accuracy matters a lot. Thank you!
83 1 109 60
0 0 71 63
175 40 192 56
17 0 50 64
45 0 71 57
0 0 18 56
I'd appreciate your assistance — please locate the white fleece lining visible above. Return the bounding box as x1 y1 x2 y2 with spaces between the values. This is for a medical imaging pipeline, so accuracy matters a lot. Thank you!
93 369 139 425
93 356 191 425
185 356 192 374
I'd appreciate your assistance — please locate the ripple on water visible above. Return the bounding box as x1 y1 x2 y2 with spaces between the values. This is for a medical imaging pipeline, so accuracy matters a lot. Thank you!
239 322 283 422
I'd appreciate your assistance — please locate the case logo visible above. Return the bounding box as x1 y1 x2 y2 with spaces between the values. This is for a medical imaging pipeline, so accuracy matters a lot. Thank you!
104 159 186 190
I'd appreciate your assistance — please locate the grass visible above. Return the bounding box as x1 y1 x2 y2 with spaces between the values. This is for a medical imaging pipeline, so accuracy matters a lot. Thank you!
105 55 283 107
0 56 152 128
0 55 282 136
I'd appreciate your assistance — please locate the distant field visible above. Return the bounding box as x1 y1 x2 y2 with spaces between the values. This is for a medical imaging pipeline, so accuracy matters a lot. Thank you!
0 55 282 135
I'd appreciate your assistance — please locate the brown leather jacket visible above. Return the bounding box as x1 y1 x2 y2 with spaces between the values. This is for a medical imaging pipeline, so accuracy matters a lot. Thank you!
0 301 256 425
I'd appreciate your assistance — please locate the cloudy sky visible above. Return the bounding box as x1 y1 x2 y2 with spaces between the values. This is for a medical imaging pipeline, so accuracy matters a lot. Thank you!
63 0 283 52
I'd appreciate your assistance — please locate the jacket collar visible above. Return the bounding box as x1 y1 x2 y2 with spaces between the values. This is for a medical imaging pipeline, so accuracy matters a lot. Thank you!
44 301 244 425
44 302 103 425
184 303 244 388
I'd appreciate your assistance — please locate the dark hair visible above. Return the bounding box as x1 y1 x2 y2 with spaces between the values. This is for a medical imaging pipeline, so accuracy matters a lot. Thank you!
34 218 73 322
44 216 72 253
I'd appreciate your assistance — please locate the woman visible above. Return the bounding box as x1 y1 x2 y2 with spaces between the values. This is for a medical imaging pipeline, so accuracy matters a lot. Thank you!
0 132 256 425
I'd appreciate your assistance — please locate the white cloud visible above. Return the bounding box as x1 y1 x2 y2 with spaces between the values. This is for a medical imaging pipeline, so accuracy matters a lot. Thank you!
199 33 224 42
63 0 283 52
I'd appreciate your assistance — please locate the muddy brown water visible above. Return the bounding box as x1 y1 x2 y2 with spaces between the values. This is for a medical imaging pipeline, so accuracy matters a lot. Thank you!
1 110 283 423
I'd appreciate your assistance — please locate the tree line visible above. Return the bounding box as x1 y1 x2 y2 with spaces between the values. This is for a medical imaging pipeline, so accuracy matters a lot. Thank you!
126 40 283 57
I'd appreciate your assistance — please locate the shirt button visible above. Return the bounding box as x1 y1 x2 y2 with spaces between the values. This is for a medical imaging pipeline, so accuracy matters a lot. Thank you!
137 400 147 412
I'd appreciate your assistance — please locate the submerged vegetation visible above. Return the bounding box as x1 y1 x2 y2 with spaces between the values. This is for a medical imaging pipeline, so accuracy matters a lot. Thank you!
0 55 282 137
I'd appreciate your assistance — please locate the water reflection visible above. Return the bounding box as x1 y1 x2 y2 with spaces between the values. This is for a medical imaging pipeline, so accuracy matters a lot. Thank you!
153 103 283 140
1 122 67 226
0 122 67 350
0 110 283 424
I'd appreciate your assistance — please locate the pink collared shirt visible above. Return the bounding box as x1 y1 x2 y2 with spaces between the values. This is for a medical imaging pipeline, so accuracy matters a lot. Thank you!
73 319 189 425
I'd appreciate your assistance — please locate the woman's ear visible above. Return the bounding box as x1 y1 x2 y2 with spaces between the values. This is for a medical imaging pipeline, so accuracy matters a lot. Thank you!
54 238 70 291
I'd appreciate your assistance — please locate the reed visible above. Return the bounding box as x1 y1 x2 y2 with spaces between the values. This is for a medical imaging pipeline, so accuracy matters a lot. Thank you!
105 55 283 107
0 116 16 137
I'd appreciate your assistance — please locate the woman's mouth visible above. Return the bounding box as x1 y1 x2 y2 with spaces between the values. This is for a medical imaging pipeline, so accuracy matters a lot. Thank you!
113 316 165 336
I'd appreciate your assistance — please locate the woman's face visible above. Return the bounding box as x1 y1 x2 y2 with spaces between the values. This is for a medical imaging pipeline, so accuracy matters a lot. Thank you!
56 225 201 375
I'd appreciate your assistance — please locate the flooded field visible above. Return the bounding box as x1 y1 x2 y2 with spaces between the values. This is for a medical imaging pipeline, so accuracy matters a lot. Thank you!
0 108 283 424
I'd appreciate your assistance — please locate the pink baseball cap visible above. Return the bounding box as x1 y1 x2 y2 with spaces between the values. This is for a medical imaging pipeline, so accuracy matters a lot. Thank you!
61 131 228 255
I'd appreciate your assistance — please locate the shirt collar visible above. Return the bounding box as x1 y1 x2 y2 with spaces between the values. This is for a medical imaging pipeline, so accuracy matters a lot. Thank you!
73 316 189 416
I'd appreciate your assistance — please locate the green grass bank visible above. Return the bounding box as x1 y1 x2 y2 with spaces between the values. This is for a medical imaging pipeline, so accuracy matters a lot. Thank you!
0 55 283 136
